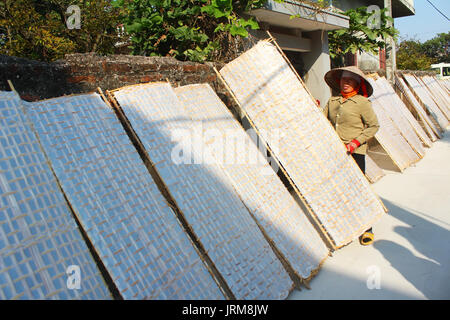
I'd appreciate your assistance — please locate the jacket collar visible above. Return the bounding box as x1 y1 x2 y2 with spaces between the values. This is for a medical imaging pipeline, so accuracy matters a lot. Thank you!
331 94 364 104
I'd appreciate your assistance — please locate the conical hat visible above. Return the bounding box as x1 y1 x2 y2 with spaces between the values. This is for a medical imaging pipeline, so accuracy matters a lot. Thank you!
324 66 373 97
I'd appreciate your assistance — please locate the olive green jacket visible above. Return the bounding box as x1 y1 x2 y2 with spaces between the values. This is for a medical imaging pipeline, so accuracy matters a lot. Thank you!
323 94 379 155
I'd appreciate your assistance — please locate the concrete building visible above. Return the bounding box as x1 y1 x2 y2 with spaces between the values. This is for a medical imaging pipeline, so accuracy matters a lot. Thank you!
334 0 415 84
248 0 415 104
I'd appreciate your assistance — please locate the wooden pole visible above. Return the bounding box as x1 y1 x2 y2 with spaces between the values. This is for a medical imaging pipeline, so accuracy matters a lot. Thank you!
267 32 389 214
103 87 236 300
213 66 337 250
7 80 16 93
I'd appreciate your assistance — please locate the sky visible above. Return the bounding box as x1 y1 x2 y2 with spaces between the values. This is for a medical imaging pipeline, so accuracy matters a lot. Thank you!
394 0 450 42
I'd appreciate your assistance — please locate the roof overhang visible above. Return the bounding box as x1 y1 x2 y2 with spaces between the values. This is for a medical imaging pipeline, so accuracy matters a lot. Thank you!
249 0 350 32
392 0 415 18
362 0 415 18
251 30 312 52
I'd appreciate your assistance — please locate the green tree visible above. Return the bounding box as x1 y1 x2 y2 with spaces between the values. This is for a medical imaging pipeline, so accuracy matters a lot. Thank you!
113 0 264 62
421 32 450 63
0 0 75 61
327 6 399 67
0 0 124 61
396 39 434 70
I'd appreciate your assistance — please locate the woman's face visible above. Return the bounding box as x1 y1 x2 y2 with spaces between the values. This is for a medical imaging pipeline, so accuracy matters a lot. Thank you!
340 76 359 93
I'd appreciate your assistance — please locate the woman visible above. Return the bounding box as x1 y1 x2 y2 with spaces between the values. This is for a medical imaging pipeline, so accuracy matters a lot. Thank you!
323 66 380 246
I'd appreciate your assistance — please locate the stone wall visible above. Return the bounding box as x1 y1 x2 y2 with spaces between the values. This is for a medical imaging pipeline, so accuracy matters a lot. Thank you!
0 54 238 117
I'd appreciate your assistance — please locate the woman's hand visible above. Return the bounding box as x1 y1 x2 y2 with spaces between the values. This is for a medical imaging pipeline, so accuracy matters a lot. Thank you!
346 139 360 154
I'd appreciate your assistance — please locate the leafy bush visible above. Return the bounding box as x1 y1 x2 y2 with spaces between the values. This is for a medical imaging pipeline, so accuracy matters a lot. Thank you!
328 6 398 65
396 39 434 70
114 0 264 62
0 0 124 62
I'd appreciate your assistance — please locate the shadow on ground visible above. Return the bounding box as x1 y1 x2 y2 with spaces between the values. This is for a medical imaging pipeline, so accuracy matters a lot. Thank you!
374 198 450 299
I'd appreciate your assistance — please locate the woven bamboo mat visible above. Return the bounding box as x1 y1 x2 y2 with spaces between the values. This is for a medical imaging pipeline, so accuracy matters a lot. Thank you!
218 41 386 249
395 76 440 141
421 76 450 117
174 83 330 281
0 91 112 300
111 82 293 299
403 74 449 130
419 76 450 119
367 77 420 171
27 93 224 300
389 77 433 147
365 154 385 184
438 78 450 92
373 77 426 156
376 76 432 148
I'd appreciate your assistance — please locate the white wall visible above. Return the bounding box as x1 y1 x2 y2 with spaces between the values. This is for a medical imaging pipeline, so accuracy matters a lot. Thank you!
302 30 332 105
358 51 380 71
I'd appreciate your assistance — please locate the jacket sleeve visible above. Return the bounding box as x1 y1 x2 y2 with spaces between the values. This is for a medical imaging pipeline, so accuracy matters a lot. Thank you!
355 100 379 145
322 99 330 120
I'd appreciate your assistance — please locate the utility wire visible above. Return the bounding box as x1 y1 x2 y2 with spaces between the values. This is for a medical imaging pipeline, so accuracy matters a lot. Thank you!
426 0 450 21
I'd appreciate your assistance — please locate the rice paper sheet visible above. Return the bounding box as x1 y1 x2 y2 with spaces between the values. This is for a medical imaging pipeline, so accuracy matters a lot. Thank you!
365 154 385 184
419 76 450 119
112 82 293 299
0 91 111 300
384 77 433 148
367 78 420 171
395 76 440 141
27 93 224 300
219 41 385 248
373 77 426 155
175 83 329 280
403 74 449 130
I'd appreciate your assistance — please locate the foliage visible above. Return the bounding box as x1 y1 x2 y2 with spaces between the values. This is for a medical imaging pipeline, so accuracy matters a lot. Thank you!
396 33 450 70
396 39 434 70
328 6 398 63
0 0 124 62
0 0 74 61
421 32 450 64
282 0 332 19
113 0 265 62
